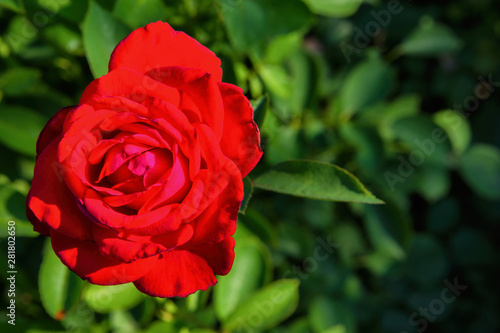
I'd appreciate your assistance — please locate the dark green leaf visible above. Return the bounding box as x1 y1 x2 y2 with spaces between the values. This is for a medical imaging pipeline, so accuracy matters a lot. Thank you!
308 297 355 333
0 175 36 237
239 177 253 214
251 94 269 129
406 234 449 286
459 144 500 200
0 105 47 156
254 160 384 204
113 0 167 28
364 203 412 260
340 57 395 116
391 115 453 168
0 67 41 96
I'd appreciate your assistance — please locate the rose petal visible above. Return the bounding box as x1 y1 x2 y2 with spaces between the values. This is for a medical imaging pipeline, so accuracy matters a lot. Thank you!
26 137 93 240
109 21 222 82
80 68 181 112
146 66 224 139
133 249 217 297
218 82 263 177
51 230 156 285
92 224 166 263
189 236 235 275
36 106 73 157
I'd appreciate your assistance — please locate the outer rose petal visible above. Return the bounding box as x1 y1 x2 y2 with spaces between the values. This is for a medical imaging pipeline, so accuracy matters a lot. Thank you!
133 250 217 298
218 82 263 177
25 207 50 236
190 237 235 275
109 21 222 82
36 106 73 156
26 137 93 240
51 230 156 285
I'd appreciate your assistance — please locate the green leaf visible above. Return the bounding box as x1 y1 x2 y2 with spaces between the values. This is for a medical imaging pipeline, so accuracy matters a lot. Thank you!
399 18 462 56
391 115 453 168
459 144 500 200
39 238 83 319
218 0 311 52
43 24 84 56
82 1 130 78
0 175 37 237
0 105 47 156
0 0 22 12
259 64 292 98
364 203 412 260
406 235 449 286
433 109 471 156
239 177 253 214
223 279 300 332
214 234 270 320
83 282 143 313
254 160 384 204
0 67 41 96
113 0 167 28
308 297 355 333
302 0 362 18
340 57 395 116
414 165 450 202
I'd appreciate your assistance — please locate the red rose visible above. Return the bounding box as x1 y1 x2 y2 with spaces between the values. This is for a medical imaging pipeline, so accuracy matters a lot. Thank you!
26 22 262 297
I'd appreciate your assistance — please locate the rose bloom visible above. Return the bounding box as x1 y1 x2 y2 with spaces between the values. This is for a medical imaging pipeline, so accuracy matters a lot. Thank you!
26 22 262 297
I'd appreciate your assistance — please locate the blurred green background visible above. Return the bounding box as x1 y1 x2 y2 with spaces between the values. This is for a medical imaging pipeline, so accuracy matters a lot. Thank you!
1 0 500 332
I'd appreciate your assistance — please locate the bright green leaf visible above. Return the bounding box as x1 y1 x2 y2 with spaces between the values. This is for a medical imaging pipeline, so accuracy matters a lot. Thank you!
399 18 462 56
83 283 143 313
302 0 362 18
433 109 471 156
0 0 22 12
214 237 269 320
223 279 300 332
0 105 47 156
39 238 83 319
83 1 130 78
254 160 384 204
459 144 500 200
